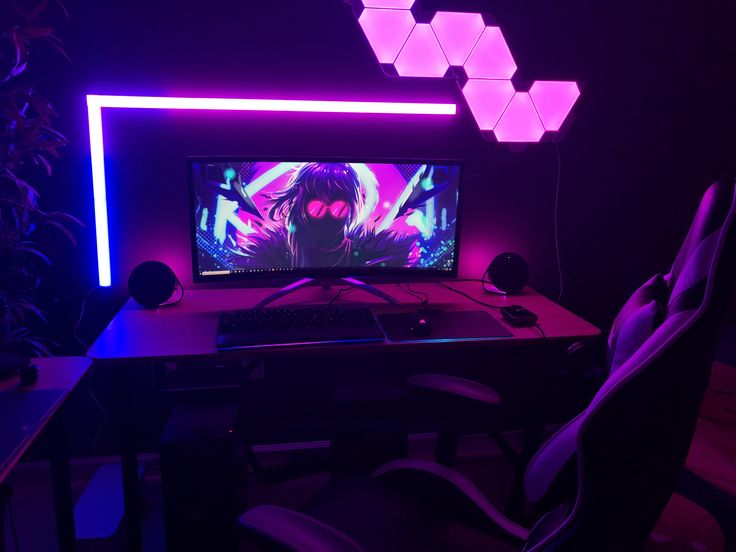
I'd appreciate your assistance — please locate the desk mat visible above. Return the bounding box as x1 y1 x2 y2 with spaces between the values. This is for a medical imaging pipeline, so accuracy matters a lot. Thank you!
377 310 513 342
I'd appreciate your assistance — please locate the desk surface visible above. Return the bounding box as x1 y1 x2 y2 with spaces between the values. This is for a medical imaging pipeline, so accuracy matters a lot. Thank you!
87 281 600 363
0 356 91 483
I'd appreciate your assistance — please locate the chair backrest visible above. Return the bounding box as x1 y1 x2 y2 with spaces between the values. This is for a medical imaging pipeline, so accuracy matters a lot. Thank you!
524 181 736 551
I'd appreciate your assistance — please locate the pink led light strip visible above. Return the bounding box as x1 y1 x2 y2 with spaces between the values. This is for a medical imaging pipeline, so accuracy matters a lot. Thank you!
86 94 456 286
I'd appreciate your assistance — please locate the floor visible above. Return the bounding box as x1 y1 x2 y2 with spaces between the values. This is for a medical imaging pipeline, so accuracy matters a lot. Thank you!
2 323 734 551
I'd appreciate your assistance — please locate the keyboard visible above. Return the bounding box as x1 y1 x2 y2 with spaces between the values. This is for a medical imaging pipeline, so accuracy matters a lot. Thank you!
216 305 385 350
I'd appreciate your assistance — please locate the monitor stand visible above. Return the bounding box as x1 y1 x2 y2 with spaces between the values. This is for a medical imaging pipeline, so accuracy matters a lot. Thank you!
254 277 401 309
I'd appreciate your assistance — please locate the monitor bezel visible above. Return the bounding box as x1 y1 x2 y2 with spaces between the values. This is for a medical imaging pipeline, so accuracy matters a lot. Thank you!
187 156 463 284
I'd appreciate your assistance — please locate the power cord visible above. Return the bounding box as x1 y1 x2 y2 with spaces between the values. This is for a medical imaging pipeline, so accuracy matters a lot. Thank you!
554 143 564 303
1 484 19 552
399 283 429 306
435 281 503 311
72 287 110 456
534 323 547 339
73 285 102 351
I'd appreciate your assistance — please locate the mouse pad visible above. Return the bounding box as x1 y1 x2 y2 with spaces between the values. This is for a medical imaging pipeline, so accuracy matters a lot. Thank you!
376 310 513 342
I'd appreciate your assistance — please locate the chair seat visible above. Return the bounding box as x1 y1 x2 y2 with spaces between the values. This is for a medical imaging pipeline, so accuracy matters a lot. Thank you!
686 362 736 495
299 475 519 552
646 494 725 552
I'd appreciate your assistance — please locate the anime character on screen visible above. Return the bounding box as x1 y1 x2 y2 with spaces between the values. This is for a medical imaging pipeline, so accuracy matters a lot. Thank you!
244 162 419 268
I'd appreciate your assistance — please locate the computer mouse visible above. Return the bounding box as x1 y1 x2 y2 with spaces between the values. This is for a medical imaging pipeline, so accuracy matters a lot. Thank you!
409 315 432 337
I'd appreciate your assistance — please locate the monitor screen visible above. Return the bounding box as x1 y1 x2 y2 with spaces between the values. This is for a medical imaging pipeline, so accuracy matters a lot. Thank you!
188 158 462 281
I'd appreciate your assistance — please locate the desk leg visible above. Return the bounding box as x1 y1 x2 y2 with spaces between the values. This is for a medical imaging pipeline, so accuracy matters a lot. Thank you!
117 364 142 551
49 411 77 552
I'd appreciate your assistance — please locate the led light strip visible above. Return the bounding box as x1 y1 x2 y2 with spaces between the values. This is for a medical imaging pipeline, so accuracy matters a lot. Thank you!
86 94 456 286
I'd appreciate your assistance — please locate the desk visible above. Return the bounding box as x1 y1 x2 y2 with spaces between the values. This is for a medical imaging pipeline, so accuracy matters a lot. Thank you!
0 356 91 552
87 281 600 550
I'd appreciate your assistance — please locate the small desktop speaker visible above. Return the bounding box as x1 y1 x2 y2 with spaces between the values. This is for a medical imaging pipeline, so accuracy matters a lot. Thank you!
128 261 181 308
485 252 529 294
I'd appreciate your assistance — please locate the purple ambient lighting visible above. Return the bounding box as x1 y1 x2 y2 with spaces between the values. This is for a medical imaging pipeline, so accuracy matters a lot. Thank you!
430 12 485 66
394 24 449 78
85 94 456 287
351 6 581 142
359 8 415 64
494 92 545 143
529 81 581 131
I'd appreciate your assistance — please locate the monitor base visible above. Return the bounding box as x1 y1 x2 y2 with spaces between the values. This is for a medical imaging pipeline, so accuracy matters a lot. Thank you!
254 277 401 309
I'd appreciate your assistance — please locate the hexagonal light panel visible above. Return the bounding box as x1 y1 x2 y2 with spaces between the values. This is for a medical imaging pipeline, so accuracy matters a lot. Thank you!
351 4 581 142
394 24 449 78
430 12 485 66
529 81 580 131
362 0 414 8
462 79 515 130
359 8 416 64
494 92 546 142
463 27 517 80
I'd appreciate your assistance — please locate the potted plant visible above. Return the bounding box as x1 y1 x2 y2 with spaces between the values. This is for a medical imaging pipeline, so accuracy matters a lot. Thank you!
1 0 77 374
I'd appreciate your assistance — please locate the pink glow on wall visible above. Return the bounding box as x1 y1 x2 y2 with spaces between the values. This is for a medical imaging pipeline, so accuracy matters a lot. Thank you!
529 81 581 131
430 12 485 66
463 27 517 80
462 79 515 130
494 92 546 142
359 9 415 63
361 0 414 8
394 24 449 78
351 6 581 142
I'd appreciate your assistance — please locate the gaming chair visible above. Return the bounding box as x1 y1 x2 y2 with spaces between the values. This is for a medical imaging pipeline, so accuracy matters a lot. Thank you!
238 181 736 551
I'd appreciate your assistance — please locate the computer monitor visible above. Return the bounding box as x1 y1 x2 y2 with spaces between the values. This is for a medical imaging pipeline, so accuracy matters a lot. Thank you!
188 158 462 283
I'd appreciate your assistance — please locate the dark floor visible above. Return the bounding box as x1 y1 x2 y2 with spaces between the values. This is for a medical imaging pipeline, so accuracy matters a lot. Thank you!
2 323 734 551
3 434 518 551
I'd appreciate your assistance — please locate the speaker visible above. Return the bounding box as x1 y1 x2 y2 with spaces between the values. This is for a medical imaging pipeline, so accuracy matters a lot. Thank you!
128 261 181 308
484 252 529 294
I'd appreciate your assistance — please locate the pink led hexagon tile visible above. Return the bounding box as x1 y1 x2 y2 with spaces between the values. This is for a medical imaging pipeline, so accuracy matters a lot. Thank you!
494 92 545 142
394 23 449 78
462 79 515 130
362 0 414 8
359 8 416 64
430 11 485 66
529 81 580 131
463 27 517 80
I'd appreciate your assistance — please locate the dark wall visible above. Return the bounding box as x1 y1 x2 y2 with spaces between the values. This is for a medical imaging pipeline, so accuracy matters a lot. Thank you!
40 0 736 349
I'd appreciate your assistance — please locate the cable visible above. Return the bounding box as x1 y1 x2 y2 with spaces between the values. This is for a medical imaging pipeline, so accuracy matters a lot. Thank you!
327 287 353 305
400 283 429 305
88 371 109 457
554 143 564 303
73 285 101 351
8 496 18 552
435 282 503 310
534 323 547 339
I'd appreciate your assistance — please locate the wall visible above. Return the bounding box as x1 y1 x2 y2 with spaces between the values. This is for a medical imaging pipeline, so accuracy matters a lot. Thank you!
40 0 736 348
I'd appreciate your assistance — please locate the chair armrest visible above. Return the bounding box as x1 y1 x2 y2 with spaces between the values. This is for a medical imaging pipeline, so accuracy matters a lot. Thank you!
373 458 530 542
406 374 502 406
239 505 365 552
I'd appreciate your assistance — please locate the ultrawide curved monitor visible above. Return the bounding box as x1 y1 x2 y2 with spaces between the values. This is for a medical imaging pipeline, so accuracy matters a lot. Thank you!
188 157 462 282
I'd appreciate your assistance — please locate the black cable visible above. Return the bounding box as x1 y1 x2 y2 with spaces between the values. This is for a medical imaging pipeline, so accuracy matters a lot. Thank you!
554 142 564 303
534 323 547 339
8 496 18 552
435 282 503 310
327 287 352 306
400 283 429 305
73 285 102 351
